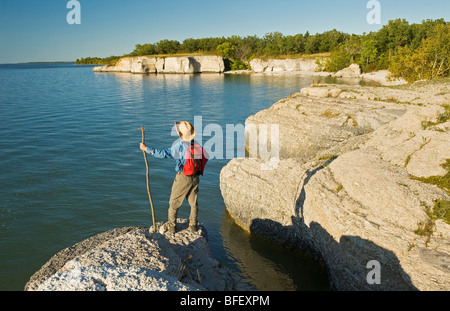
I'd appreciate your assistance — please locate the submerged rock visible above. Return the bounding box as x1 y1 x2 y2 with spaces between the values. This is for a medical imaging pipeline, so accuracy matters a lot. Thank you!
25 220 249 291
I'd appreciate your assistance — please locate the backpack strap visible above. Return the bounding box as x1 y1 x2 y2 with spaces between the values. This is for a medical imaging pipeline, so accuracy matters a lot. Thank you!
190 140 204 176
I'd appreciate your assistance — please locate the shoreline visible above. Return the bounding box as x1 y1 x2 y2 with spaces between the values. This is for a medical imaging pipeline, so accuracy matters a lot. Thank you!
91 54 407 87
224 68 407 87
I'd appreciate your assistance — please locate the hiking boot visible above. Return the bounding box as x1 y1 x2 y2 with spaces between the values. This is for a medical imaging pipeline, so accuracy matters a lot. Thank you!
166 223 176 234
188 224 198 233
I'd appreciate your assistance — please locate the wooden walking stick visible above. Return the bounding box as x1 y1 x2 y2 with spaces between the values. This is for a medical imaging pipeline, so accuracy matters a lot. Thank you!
141 127 157 232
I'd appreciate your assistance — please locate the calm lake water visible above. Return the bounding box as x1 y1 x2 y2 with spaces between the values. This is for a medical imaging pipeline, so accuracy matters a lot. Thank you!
0 62 359 291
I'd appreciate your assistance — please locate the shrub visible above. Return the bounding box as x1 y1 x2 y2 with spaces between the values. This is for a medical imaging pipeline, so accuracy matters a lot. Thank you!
323 48 351 72
389 24 450 82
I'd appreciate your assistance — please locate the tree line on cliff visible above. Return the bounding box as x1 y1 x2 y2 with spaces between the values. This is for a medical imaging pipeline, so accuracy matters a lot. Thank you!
77 18 449 83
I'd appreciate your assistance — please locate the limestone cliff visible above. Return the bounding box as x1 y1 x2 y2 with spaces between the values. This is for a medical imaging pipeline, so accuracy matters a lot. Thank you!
249 58 320 73
220 81 450 291
93 55 225 74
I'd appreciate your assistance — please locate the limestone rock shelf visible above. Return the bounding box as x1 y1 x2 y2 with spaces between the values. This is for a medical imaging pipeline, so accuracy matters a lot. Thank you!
220 81 450 291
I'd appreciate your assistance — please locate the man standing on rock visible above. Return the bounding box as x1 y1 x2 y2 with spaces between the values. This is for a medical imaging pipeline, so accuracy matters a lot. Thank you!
140 121 208 234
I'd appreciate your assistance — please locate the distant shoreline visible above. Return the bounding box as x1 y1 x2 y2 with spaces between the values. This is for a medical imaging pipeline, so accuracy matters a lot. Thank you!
0 62 101 66
17 61 75 64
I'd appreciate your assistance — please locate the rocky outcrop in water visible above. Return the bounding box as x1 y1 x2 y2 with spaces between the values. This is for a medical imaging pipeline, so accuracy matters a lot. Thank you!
247 59 407 86
220 81 450 291
333 63 362 78
25 220 249 291
93 55 225 74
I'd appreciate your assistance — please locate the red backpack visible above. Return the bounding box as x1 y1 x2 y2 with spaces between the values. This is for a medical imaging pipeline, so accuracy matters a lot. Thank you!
183 141 208 176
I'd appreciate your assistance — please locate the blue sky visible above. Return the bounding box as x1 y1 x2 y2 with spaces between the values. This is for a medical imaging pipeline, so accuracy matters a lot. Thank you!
0 0 449 63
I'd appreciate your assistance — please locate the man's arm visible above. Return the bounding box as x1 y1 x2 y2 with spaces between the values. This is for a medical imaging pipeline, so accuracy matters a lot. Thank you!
139 142 179 159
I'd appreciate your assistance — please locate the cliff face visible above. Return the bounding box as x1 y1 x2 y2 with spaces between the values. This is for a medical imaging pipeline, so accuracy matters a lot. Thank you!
93 55 225 74
249 58 320 73
220 81 450 291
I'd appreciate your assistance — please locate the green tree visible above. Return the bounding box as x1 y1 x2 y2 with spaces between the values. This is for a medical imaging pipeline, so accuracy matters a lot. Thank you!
342 35 363 62
263 32 284 55
216 42 236 59
279 35 296 55
155 39 181 54
318 29 349 53
292 34 306 54
389 24 450 82
360 37 379 71
130 43 156 56
305 34 321 54
428 24 450 78
323 47 351 72
196 37 226 52
216 42 249 70
376 18 412 60
76 55 120 65
77 17 449 81
410 19 447 50
238 35 260 59
180 38 200 53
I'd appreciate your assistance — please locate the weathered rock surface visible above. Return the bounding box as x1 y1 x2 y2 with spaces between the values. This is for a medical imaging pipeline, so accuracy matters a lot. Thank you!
93 55 225 74
25 220 249 291
221 80 450 291
246 88 406 160
361 70 407 86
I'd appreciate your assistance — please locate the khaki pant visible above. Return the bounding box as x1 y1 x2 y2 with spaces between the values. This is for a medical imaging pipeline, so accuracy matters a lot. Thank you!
168 172 199 227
